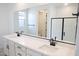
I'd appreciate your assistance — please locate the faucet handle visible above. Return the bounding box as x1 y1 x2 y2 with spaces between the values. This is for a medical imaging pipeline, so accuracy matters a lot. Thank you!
55 37 56 41
15 31 20 37
20 31 24 34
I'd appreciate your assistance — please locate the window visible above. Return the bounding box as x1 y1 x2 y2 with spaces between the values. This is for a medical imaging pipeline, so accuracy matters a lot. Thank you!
18 12 25 28
18 11 25 31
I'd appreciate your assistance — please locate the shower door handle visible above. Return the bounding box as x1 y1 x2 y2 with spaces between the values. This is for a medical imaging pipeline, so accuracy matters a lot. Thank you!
63 32 65 36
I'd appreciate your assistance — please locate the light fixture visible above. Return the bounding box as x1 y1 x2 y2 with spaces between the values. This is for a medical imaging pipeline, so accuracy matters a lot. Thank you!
64 3 68 6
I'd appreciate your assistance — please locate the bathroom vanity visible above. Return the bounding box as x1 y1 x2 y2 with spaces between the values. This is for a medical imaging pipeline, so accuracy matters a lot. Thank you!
3 33 75 56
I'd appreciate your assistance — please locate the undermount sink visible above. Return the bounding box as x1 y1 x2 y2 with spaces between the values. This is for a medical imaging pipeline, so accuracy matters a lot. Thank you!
39 44 62 53
39 45 59 52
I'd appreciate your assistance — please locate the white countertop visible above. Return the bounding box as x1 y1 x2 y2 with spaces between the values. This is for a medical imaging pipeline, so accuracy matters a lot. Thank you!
3 33 75 56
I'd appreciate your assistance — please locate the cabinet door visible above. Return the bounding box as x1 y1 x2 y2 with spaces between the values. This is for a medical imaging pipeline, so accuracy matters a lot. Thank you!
8 40 15 56
16 50 26 56
15 43 26 56
3 38 9 56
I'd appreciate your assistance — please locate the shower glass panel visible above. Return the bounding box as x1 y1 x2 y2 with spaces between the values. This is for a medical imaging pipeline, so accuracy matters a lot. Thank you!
51 17 77 44
51 19 62 41
63 18 76 43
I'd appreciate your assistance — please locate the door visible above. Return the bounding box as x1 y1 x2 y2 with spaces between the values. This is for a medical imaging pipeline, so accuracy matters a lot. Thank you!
51 19 62 41
63 18 76 43
38 10 47 37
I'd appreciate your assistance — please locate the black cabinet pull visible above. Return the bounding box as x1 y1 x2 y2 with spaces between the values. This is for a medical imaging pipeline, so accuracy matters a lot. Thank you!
6 45 9 49
63 32 65 36
5 54 8 56
17 53 22 56
17 46 21 49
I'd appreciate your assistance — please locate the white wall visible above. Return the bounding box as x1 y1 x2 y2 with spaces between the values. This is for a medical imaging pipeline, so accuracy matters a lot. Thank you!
76 3 79 56
0 4 12 48
56 3 78 17
76 17 79 55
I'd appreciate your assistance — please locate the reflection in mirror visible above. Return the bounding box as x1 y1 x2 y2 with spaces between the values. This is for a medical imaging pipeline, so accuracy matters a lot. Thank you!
38 10 48 37
50 17 77 44
14 7 48 38
14 3 78 44
14 10 26 33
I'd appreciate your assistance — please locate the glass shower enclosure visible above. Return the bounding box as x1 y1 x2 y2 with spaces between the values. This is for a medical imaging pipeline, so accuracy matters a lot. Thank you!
50 17 77 44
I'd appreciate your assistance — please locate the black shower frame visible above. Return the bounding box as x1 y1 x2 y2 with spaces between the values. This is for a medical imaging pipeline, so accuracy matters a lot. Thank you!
50 17 78 45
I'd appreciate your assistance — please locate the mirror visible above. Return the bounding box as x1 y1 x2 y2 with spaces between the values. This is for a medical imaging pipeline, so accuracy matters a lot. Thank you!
14 3 78 44
14 5 48 38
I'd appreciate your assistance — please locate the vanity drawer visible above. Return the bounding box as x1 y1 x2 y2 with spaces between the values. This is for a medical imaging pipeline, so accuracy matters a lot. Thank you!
27 49 42 56
15 43 26 56
16 50 26 56
15 43 26 52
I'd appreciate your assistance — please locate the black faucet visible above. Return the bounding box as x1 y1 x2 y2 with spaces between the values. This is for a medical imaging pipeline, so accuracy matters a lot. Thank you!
16 31 24 37
50 37 56 46
16 32 20 37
